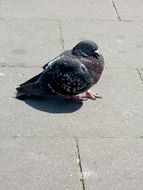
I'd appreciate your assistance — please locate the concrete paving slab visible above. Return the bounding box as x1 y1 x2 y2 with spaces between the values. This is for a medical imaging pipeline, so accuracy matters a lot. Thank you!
0 67 143 138
0 19 61 67
61 20 143 68
0 0 116 20
79 138 143 190
114 0 143 21
0 138 80 190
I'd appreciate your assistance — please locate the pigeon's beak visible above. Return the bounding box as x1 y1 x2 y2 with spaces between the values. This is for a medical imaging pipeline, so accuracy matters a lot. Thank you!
93 50 100 59
95 49 99 53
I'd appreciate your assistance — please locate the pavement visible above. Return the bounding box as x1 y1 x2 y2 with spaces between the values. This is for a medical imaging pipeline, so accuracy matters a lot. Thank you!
0 0 143 190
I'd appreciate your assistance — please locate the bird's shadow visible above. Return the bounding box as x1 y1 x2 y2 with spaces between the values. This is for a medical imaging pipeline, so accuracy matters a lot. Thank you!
24 95 83 113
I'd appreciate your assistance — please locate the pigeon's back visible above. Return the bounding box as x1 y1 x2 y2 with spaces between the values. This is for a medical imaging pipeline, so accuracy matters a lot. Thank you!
39 55 93 96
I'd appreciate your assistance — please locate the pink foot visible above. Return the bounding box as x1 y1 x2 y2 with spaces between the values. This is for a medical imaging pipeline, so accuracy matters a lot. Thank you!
65 91 102 103
84 90 102 100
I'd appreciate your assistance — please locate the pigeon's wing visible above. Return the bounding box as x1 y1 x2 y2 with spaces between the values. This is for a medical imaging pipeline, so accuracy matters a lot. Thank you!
20 51 70 86
39 56 93 96
20 72 43 86
42 50 70 70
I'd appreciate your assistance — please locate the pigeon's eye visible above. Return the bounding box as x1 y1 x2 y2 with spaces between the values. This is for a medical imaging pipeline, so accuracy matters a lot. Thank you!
81 51 89 57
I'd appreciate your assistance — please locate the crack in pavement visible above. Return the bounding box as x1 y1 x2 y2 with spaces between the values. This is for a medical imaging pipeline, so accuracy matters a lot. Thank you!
58 19 65 51
75 138 85 190
112 0 121 21
136 69 143 84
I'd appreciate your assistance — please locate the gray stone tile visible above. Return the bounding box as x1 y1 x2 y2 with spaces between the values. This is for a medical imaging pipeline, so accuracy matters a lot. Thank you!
0 19 61 67
114 0 143 21
0 138 80 190
0 0 116 20
79 138 143 190
61 20 143 68
0 67 143 138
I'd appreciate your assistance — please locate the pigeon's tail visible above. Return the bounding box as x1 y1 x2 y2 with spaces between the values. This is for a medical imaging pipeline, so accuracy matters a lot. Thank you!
20 72 43 86
16 81 55 100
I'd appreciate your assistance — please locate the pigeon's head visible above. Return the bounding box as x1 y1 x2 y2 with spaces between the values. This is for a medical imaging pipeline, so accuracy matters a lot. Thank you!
72 40 100 59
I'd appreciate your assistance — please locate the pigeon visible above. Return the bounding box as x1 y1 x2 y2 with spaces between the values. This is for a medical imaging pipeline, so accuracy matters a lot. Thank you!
16 40 104 103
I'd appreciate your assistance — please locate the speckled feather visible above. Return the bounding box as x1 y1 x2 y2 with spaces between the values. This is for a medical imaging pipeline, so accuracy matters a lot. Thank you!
39 53 92 95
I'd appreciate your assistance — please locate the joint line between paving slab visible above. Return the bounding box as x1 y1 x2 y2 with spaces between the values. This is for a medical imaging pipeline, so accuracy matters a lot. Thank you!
136 69 143 84
112 0 121 21
0 65 139 70
75 138 86 190
1 135 143 139
58 19 65 51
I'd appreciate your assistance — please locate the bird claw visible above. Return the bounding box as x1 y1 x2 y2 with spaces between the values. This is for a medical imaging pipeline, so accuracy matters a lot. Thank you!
65 90 102 103
84 90 102 100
